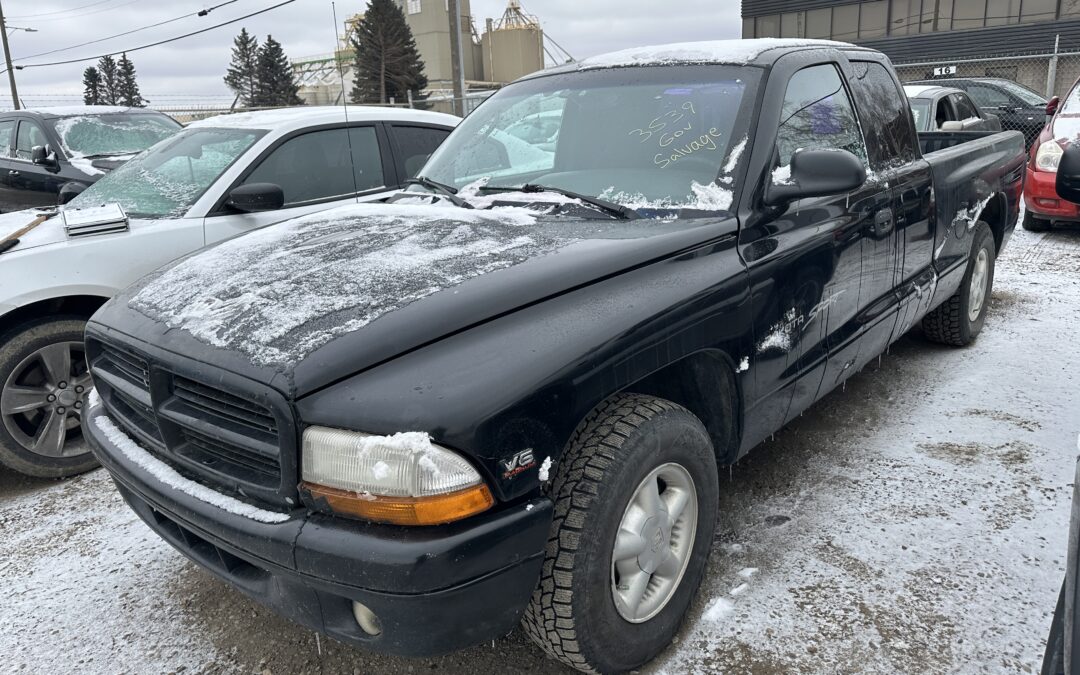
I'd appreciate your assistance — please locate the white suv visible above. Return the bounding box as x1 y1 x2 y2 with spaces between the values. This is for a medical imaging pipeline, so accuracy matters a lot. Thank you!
0 106 458 477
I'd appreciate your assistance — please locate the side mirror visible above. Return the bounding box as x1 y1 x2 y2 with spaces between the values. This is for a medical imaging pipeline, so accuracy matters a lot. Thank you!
765 149 866 207
58 181 87 205
227 183 285 213
31 145 59 170
1055 143 1080 205
1047 96 1060 117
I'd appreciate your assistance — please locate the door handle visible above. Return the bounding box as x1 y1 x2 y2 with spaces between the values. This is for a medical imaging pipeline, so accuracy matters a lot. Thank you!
873 207 894 237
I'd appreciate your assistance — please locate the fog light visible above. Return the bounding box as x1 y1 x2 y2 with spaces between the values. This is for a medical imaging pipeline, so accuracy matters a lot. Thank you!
352 601 382 636
1036 197 1060 208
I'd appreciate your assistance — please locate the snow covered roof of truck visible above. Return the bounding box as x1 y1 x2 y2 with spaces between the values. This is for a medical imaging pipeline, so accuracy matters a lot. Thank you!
524 38 871 80
187 106 460 132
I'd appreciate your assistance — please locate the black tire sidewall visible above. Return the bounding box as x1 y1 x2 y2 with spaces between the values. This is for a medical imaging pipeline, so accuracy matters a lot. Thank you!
957 222 996 343
570 407 719 672
0 316 98 477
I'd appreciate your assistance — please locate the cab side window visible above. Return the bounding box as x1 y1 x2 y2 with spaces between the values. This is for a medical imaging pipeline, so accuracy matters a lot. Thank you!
848 61 919 170
388 125 451 179
776 63 867 170
0 120 14 157
242 126 384 207
15 120 47 161
951 93 981 120
966 84 1010 108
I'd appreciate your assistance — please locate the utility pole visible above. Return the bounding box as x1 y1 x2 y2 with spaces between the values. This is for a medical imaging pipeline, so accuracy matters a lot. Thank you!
0 0 20 110
447 0 465 115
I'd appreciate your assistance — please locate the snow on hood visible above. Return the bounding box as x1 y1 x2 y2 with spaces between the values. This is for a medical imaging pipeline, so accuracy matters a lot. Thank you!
128 202 562 369
575 38 854 71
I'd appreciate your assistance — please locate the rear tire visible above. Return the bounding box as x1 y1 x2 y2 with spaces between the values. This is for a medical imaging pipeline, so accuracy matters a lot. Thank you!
922 221 996 347
521 393 719 674
0 317 98 478
1022 210 1051 232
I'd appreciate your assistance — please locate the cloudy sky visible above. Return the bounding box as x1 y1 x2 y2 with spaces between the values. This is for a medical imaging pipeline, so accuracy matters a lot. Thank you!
1 0 741 109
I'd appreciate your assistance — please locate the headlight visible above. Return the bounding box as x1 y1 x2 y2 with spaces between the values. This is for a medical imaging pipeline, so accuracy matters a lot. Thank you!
1036 141 1063 172
300 426 494 525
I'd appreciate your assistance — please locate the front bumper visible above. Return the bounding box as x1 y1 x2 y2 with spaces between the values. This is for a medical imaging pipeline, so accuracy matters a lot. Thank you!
85 402 552 657
1025 166 1080 221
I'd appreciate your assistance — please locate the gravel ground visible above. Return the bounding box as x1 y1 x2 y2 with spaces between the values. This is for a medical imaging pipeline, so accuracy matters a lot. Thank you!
1 223 1078 674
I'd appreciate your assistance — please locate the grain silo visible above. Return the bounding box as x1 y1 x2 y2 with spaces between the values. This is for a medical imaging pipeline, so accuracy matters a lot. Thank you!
481 1 545 84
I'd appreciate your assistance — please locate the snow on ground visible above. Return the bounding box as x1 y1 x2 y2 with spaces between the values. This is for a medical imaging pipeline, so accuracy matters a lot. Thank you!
0 222 1077 674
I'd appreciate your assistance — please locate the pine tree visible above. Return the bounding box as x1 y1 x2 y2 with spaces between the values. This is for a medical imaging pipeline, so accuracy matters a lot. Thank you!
116 53 146 107
350 0 427 105
82 67 103 105
97 55 120 105
254 35 304 107
224 28 260 107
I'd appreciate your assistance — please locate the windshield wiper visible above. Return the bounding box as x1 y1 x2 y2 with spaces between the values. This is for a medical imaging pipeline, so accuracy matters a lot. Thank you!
83 151 136 159
404 176 473 209
480 183 639 220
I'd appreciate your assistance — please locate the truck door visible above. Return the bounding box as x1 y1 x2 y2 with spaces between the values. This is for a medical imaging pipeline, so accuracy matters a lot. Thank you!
847 60 934 349
738 58 886 450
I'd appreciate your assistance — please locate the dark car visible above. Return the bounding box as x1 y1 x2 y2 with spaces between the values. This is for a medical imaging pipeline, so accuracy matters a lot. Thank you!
909 77 1052 148
83 40 1025 673
0 106 181 211
904 84 1001 132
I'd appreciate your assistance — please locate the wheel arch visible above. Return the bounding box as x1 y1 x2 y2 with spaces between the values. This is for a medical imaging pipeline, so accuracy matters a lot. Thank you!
981 192 1008 253
0 295 110 338
616 349 743 466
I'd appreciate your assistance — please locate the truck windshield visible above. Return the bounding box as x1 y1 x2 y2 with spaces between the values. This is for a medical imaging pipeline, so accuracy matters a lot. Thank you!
48 113 181 158
67 127 264 219
420 65 761 212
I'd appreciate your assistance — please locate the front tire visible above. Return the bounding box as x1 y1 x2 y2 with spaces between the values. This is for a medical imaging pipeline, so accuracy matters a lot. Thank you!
922 221 996 347
521 394 719 673
0 317 98 478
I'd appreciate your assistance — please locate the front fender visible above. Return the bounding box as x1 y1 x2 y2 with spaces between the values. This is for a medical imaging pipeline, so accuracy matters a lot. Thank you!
296 232 751 502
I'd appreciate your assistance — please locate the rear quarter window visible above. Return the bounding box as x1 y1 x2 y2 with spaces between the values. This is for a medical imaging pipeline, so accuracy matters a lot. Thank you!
848 61 919 170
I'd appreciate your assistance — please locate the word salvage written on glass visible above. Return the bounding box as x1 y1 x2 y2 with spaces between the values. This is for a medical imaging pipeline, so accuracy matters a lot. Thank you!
627 101 724 169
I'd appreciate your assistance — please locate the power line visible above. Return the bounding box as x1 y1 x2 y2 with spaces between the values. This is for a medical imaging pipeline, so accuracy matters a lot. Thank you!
13 0 242 62
6 0 122 20
11 0 145 23
16 0 296 69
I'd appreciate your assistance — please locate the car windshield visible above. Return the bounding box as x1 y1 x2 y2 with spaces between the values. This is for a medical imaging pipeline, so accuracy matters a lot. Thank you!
47 113 181 158
909 99 932 131
420 65 761 213
67 127 264 219
991 80 1046 106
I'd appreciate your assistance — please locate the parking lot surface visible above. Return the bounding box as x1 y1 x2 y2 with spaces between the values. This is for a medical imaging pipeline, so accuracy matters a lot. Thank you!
1 222 1077 674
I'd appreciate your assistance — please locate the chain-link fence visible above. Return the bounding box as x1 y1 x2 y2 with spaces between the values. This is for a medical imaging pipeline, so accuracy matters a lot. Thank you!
892 48 1080 146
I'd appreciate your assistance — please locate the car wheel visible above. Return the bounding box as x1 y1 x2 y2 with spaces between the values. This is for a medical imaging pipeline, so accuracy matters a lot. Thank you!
922 221 996 347
1023 210 1051 232
521 393 719 673
0 317 98 478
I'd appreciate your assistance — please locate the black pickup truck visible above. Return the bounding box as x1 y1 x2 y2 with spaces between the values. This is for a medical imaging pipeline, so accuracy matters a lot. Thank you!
83 39 1025 673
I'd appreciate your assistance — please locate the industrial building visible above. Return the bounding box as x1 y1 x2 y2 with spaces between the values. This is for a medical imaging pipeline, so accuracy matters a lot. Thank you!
741 0 1080 98
292 0 563 112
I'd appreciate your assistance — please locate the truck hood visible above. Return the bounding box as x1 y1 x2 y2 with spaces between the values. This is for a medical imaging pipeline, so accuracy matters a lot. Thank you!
104 202 735 397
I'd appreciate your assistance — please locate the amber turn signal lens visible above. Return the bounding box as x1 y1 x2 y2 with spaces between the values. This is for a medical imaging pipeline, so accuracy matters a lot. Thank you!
301 481 495 526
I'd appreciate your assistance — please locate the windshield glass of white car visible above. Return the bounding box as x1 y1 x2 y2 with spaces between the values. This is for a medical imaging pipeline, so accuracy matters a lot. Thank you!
419 66 760 209
48 114 181 158
69 127 264 218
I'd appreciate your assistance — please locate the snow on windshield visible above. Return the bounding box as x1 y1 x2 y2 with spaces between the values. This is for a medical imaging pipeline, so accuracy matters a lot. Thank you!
128 203 560 369
50 115 179 176
68 128 260 219
420 66 757 213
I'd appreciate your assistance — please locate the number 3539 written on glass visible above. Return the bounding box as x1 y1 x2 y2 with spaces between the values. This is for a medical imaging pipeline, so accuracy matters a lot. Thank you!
627 102 724 169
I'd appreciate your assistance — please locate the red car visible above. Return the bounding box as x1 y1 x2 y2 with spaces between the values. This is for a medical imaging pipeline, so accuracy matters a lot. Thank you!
1025 88 1078 231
